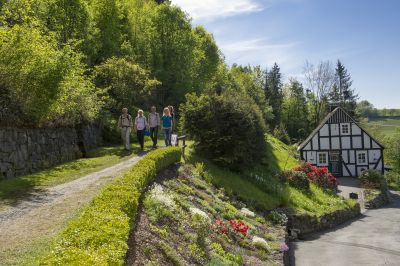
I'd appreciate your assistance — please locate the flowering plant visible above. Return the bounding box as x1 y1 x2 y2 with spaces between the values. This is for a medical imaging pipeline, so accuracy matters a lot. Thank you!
212 218 250 239
294 163 338 190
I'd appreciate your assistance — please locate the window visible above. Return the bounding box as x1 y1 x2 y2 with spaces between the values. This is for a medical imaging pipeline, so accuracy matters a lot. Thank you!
357 152 367 165
341 124 349 134
318 152 328 166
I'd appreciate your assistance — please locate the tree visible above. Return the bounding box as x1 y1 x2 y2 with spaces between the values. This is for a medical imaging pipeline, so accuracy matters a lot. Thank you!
265 63 283 129
0 23 102 125
281 79 310 141
356 100 377 118
45 0 91 45
303 61 335 127
94 57 160 113
180 92 267 170
329 60 358 116
230 64 272 124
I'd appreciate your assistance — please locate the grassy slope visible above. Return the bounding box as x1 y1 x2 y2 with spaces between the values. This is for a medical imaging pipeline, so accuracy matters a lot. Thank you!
187 135 356 216
0 141 152 208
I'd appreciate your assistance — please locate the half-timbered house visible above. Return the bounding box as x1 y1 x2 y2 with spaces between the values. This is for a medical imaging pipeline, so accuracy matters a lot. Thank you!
298 107 385 177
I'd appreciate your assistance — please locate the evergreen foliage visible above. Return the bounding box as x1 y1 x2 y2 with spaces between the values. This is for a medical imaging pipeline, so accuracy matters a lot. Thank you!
180 92 267 170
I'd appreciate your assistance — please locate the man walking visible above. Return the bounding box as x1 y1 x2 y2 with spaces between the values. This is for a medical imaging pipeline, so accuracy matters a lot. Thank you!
118 108 133 150
148 106 160 148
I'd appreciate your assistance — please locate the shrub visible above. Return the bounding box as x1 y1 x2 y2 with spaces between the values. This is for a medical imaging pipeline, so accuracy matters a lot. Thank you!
279 170 310 191
294 163 338 191
268 210 288 225
180 92 267 170
358 169 386 189
40 147 181 265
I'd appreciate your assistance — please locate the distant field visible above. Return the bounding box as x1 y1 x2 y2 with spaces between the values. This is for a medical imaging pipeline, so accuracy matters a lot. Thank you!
363 117 400 137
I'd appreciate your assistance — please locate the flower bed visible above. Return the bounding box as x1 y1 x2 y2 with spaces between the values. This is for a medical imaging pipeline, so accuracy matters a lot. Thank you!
293 163 338 191
40 147 181 265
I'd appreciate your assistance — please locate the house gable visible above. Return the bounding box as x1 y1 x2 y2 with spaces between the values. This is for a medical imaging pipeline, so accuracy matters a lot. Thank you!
298 107 385 177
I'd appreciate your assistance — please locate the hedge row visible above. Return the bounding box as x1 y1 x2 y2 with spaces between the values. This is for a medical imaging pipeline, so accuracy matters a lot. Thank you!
40 147 181 265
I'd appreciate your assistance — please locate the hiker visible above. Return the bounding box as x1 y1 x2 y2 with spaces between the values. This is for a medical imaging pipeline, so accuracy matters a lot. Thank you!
118 108 133 150
148 106 160 148
162 107 173 146
135 109 148 151
168 105 176 132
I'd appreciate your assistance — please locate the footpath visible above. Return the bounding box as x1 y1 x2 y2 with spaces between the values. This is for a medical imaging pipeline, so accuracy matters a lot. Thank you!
0 155 144 264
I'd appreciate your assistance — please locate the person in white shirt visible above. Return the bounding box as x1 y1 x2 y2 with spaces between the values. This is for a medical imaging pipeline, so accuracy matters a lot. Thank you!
118 108 133 150
135 109 148 151
148 106 160 148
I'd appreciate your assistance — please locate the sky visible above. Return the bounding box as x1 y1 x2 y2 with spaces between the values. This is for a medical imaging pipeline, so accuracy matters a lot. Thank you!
171 0 400 108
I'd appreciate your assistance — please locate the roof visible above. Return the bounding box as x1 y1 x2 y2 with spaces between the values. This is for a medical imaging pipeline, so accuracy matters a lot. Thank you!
298 107 384 151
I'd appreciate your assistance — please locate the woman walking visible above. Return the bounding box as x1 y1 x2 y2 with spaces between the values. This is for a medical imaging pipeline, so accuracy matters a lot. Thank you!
162 107 173 146
135 109 148 151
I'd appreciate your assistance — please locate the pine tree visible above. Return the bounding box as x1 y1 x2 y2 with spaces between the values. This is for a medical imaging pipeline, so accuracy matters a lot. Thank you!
265 63 283 128
330 60 358 116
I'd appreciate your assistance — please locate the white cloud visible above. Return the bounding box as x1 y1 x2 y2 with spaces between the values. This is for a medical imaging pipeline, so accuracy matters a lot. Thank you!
171 0 263 21
219 38 302 75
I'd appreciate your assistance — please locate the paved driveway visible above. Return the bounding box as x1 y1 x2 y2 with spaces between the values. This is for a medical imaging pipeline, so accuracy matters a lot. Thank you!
291 191 400 266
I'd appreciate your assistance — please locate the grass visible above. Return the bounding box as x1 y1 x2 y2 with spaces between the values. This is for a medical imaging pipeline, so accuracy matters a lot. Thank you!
185 135 355 216
362 117 400 137
0 141 152 208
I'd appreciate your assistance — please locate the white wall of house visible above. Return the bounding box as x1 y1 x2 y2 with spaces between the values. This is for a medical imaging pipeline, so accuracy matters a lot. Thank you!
299 118 384 177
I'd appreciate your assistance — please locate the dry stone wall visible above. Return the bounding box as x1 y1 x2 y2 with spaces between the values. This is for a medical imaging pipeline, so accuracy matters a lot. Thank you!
0 125 102 179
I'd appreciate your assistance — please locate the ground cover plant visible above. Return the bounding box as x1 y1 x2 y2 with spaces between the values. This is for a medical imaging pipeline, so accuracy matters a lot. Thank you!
126 164 288 265
39 147 181 265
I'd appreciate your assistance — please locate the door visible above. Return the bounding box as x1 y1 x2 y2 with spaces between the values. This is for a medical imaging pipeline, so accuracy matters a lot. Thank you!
329 151 342 177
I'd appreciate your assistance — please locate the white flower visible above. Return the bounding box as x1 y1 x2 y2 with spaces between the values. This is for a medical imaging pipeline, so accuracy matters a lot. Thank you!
189 207 211 222
240 207 255 217
252 236 270 250
150 184 176 209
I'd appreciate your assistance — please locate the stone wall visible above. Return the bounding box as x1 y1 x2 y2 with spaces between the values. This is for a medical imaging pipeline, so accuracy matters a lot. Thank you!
288 203 361 237
0 125 102 179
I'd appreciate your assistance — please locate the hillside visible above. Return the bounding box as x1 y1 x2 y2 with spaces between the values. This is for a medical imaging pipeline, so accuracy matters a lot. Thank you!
124 135 356 265
126 164 288 265
187 135 356 216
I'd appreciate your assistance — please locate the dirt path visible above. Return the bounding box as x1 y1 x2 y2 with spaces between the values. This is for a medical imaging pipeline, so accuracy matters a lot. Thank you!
0 154 144 265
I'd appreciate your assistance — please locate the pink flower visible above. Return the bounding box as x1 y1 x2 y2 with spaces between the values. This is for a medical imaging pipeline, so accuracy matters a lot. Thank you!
280 242 289 252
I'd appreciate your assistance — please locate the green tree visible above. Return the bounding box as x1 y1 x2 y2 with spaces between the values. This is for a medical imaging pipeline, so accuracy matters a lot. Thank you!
281 79 310 141
230 64 272 124
265 63 283 129
94 57 160 113
0 23 102 125
45 0 90 45
356 100 377 118
180 92 267 170
330 60 358 116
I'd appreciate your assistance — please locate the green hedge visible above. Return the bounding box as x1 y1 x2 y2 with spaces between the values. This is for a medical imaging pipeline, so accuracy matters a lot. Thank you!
40 147 181 265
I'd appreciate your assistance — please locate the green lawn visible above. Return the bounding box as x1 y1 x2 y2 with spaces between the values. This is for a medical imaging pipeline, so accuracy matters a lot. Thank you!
0 141 152 208
362 117 400 137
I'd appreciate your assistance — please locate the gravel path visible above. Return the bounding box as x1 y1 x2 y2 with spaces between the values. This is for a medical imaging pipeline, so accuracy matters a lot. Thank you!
0 154 143 264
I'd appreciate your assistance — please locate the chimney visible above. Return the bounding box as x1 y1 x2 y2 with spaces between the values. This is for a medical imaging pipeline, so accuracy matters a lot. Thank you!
329 103 339 112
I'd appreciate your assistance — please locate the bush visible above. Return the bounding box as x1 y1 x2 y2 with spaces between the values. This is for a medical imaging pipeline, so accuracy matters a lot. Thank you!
40 147 181 265
180 92 267 170
294 163 338 191
279 170 310 191
358 169 386 190
267 210 288 225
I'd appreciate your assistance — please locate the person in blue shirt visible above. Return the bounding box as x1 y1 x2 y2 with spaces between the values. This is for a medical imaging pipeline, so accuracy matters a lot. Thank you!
161 107 173 146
